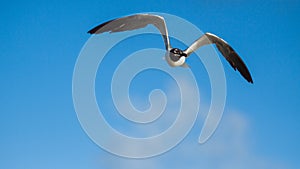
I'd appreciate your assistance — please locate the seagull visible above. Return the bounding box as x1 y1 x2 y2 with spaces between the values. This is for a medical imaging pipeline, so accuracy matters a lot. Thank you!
88 14 253 83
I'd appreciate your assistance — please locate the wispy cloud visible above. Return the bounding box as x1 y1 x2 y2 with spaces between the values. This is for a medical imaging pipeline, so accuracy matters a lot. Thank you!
96 111 286 169
95 76 287 169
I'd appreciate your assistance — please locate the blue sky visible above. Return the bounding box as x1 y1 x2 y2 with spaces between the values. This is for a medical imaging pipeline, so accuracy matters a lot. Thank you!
1 0 300 168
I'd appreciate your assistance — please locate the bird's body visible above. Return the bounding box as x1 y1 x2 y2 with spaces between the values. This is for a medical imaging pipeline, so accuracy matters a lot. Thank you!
88 14 253 83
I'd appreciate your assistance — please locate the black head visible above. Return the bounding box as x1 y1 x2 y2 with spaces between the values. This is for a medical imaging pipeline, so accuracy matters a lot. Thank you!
169 48 187 61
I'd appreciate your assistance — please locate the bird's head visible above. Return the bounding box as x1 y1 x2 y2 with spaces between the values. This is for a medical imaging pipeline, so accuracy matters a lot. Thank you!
169 48 187 61
165 48 187 67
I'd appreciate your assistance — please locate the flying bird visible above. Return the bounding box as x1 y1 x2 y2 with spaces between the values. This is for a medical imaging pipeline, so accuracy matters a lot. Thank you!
88 14 253 83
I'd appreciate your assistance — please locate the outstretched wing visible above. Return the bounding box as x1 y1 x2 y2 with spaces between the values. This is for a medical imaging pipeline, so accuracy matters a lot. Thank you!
88 14 171 50
184 33 253 83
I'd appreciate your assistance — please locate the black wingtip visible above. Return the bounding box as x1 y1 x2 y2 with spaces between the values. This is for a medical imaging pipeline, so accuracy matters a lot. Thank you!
87 26 99 34
239 67 254 84
249 77 254 84
243 73 253 84
87 19 114 34
242 71 253 84
248 78 254 84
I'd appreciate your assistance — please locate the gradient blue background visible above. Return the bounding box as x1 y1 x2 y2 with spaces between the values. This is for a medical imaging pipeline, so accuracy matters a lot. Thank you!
1 0 300 168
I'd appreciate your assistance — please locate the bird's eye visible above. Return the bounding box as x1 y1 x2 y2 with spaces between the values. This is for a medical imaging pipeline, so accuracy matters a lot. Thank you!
171 48 181 54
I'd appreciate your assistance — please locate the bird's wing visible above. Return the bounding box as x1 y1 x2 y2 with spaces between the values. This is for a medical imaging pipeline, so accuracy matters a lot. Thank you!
88 14 171 50
184 33 253 83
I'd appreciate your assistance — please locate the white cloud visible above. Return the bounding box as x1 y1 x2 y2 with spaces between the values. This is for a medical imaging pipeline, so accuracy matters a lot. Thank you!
96 111 286 169
95 76 287 169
